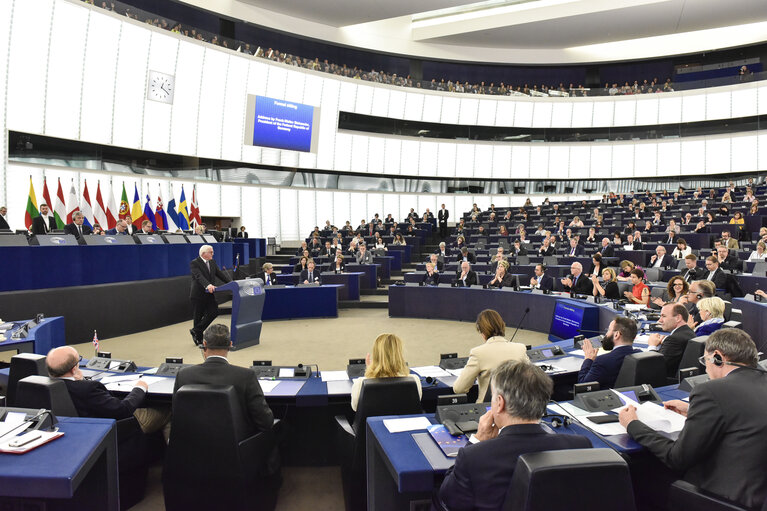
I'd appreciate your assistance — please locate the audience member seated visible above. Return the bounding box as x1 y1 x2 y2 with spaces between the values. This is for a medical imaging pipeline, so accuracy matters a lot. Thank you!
350 333 422 411
564 237 585 257
716 246 740 272
537 238 555 256
140 220 154 234
256 263 276 286
435 242 450 259
624 269 650 306
489 247 506 268
561 262 593 295
63 211 92 240
691 297 726 336
529 263 553 291
332 254 346 273
355 243 374 264
649 245 674 269
619 329 767 510
437 360 591 511
422 262 440 286
671 239 691 259
393 233 406 245
47 346 170 436
487 261 514 289
300 259 322 284
293 256 308 274
591 268 620 300
586 253 603 276
428 253 444 272
455 261 478 287
578 316 641 389
106 219 130 235
720 230 739 250
509 239 527 257
748 241 767 261
456 247 476 264
652 276 688 309
702 256 728 289
598 237 615 257
647 304 696 378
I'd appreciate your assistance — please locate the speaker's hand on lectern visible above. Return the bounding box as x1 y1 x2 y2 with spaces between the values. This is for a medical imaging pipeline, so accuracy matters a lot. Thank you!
206 284 216 293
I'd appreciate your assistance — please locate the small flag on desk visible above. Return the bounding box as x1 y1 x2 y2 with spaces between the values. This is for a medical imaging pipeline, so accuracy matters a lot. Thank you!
93 330 99 353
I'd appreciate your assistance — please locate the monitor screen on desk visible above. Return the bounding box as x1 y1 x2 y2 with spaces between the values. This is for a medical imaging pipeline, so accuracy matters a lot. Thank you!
549 302 585 341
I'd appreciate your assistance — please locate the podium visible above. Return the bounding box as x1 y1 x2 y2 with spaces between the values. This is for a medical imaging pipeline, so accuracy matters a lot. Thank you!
215 279 265 350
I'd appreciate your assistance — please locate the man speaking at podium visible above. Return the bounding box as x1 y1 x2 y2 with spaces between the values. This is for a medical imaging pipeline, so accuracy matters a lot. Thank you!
190 245 231 346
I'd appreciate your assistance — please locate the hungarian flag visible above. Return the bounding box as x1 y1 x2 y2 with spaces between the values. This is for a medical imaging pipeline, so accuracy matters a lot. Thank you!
154 185 169 231
93 181 109 230
66 180 79 224
143 188 157 231
105 181 118 229
53 178 67 229
80 180 94 228
118 183 131 221
131 184 144 228
178 186 190 230
24 177 39 229
190 185 201 227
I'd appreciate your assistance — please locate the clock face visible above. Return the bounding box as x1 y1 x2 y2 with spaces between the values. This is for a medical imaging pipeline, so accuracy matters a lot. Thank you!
147 71 175 104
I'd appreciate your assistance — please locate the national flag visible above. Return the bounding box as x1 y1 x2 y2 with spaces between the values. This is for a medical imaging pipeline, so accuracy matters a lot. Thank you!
42 177 53 212
24 177 39 229
80 180 94 229
66 180 79 224
131 184 143 228
93 181 109 230
178 186 190 230
190 185 202 227
92 330 99 353
53 178 67 229
154 185 169 231
144 187 157 231
105 180 118 229
118 183 130 221
166 196 180 232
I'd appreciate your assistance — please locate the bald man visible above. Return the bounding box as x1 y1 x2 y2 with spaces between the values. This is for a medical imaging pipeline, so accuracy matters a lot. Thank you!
46 346 168 433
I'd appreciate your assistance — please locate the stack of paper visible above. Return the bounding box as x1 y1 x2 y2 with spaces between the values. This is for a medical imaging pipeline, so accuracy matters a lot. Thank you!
383 416 431 433
411 366 450 378
320 371 350 382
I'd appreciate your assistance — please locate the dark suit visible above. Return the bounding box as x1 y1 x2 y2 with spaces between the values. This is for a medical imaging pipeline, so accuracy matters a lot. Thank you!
422 271 440 286
438 424 591 511
649 254 675 269
236 231 248 238
564 273 593 295
0 214 9 230
719 255 740 272
299 268 322 284
532 274 554 292
456 252 476 264
174 357 274 434
330 262 346 274
680 267 701 283
64 222 92 240
627 368 767 509
438 209 449 238
31 215 56 235
564 244 585 257
631 240 644 250
538 245 555 257
656 325 696 377
455 270 478 287
704 268 728 289
488 273 515 289
62 378 145 420
189 257 231 342
256 271 276 286
578 345 642 389
105 227 127 235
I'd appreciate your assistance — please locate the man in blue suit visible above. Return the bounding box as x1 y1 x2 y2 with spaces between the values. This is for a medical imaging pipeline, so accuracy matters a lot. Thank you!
529 264 553 291
565 237 585 256
437 360 591 511
578 316 641 389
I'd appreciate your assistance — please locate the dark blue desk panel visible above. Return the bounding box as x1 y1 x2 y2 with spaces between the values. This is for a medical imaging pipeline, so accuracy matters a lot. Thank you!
733 298 767 352
345 264 378 289
1 317 65 355
262 285 339 320
734 274 767 295
0 243 234 291
0 417 118 510
388 245 412 263
231 240 250 264
276 274 300 285
321 272 362 301
388 285 618 335
373 257 392 279
384 250 402 270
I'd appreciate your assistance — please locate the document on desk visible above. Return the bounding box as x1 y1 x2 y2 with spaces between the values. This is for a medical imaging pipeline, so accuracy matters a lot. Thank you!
326 380 353 395
438 375 458 387
320 371 350 382
543 356 585 373
103 375 166 392
258 380 280 393
383 416 432 434
411 366 451 378
446 368 464 377
266 380 305 397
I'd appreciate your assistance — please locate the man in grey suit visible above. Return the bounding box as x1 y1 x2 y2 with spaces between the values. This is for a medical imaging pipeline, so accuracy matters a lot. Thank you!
355 243 374 264
174 324 274 434
620 329 767 509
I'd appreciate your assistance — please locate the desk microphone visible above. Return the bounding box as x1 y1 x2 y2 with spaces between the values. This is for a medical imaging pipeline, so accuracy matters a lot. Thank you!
509 308 530 344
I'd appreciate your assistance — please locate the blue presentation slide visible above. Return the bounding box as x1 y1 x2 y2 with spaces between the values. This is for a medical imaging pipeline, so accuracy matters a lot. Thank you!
549 301 585 340
252 95 315 152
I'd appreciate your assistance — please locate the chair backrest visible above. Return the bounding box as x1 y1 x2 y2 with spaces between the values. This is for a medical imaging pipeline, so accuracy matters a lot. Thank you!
668 479 748 511
614 351 667 388
7 353 47 406
543 256 558 267
504 448 636 511
15 375 78 416
677 336 708 376
352 377 423 433
677 259 688 270
644 267 661 283
723 301 732 322
516 255 530 266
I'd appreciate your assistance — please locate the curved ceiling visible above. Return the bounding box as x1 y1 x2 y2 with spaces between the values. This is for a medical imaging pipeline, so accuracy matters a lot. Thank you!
183 0 767 64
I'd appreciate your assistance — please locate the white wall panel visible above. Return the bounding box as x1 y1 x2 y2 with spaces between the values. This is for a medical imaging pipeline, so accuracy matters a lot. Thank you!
758 85 767 116
759 134 767 171
367 137 385 174
657 141 681 175
403 93 424 121
491 146 512 179
400 140 420 176
370 87 390 118
195 183 221 217
495 100 515 126
220 55 249 162
459 98 479 125
706 91 731 121
247 60 269 97
196 48 228 158
349 193 367 225
284 68 306 104
529 146 550 178
634 97 659 126
437 143 457 178
418 195 437 217
5 166 45 230
418 142 439 177
279 188 299 240
657 96 682 124
383 195 400 224
350 135 369 173
612 100 636 127
170 41 204 156
491 195 511 208
589 146 612 178
6 0 54 135
681 139 705 176
510 145 530 179
571 101 593 126
473 146 493 178
142 32 178 153
477 100 497 126
259 187 280 240
240 187 262 239
455 145 475 177
569 146 590 179
337 81 358 113
422 94 442 123
354 85 374 116
220 185 241 217
333 132 353 172
531 102 553 128
0 0 10 195
302 73 324 108
315 78 340 170
681 94 706 123
265 65 288 100
297 189 316 238
548 146 569 179
551 103 573 128
731 88 756 119
440 97 460 124
454 196 474 219
315 191 334 228
730 135 757 173
705 138 730 174
383 138 402 175
45 1 88 139
387 90 406 119
633 143 657 178
513 102 533 127
280 149 299 170
367 193 384 221
112 23 150 149
333 192 351 227
592 101 615 127
611 145 634 178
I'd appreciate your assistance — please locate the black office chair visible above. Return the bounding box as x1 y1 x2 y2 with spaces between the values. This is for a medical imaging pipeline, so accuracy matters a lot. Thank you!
614 351 667 388
668 480 753 511
15 375 148 510
334 377 422 511
675 336 708 380
6 353 47 406
163 384 278 511
503 448 636 511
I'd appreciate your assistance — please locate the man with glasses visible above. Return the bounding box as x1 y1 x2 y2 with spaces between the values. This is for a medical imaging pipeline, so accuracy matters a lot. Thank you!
620 329 767 509
647 304 696 378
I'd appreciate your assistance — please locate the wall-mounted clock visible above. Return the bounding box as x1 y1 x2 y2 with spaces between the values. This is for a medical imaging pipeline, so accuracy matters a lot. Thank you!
147 70 175 104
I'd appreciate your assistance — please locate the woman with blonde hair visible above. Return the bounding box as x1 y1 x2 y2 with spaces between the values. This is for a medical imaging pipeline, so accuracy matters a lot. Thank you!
350 333 421 411
692 297 726 335
453 309 528 403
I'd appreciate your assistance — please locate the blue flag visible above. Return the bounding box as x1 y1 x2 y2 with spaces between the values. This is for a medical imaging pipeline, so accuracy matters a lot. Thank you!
143 192 157 231
178 187 190 230
167 198 180 230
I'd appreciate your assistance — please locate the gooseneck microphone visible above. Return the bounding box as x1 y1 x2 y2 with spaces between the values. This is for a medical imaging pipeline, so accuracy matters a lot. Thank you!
509 308 531 344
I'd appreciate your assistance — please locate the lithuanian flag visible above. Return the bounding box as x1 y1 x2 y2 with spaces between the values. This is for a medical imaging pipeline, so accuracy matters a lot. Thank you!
24 177 39 229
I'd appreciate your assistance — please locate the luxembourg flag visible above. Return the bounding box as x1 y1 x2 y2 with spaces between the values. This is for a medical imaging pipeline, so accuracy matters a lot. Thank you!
80 180 94 228
154 185 169 231
143 187 157 231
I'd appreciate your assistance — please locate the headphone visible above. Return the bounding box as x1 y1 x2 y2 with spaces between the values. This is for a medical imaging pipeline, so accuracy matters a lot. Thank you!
711 353 767 373
423 376 440 387
542 414 573 428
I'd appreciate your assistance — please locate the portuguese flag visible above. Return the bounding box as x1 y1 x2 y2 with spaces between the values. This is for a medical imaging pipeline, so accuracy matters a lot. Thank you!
118 182 131 220
24 177 39 229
